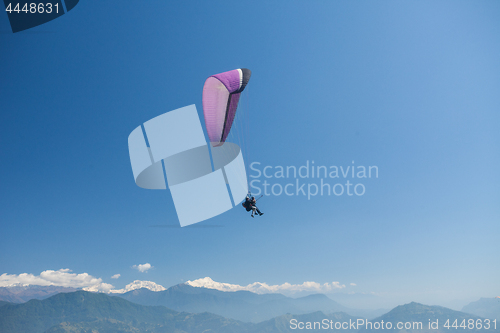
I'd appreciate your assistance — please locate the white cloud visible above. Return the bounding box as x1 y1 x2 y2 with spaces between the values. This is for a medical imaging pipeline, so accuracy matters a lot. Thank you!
132 263 152 273
0 269 167 295
350 283 357 286
108 280 166 294
0 269 107 289
185 277 346 295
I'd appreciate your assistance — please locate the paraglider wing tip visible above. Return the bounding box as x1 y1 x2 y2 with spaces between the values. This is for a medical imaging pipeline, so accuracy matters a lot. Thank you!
237 68 252 93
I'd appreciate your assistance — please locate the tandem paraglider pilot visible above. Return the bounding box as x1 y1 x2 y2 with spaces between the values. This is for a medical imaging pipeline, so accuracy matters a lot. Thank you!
242 195 263 218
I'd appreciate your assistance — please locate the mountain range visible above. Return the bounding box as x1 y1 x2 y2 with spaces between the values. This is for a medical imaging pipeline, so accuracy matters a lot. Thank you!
0 290 361 333
358 301 497 333
0 286 78 303
116 283 386 322
0 284 499 333
2 290 498 333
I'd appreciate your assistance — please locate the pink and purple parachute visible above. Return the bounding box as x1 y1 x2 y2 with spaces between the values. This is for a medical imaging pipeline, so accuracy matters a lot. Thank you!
202 68 251 146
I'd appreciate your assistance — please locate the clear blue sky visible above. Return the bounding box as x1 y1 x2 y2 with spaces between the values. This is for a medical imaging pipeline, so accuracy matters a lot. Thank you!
1 0 499 309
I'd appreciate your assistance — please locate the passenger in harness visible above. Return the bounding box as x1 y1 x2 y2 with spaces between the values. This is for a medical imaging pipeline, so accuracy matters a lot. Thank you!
242 195 263 218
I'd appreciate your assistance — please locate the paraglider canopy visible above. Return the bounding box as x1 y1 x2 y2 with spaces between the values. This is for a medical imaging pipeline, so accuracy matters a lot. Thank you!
202 68 251 146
